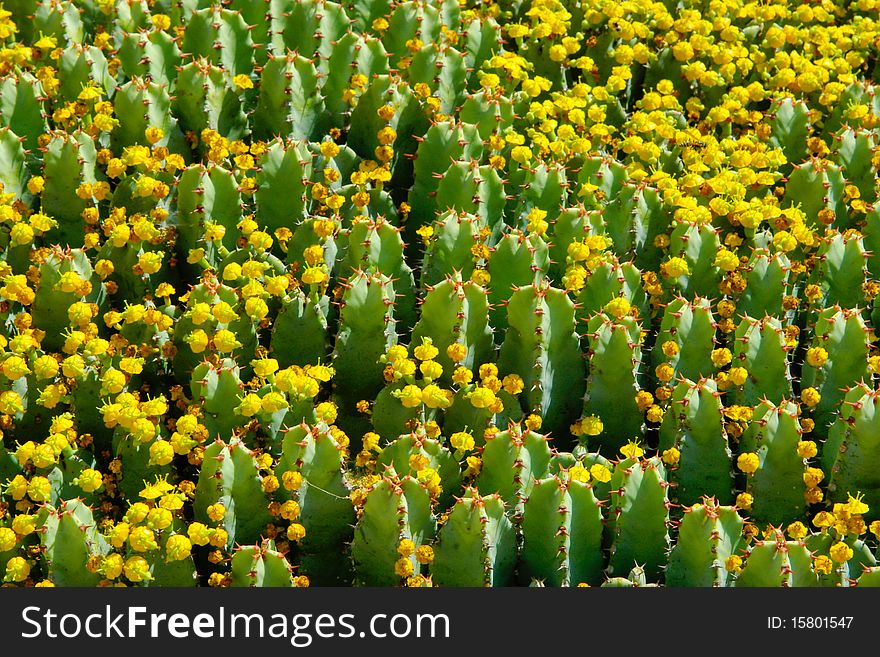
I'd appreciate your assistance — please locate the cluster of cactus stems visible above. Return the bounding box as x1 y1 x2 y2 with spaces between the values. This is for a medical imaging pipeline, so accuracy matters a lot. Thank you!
3 0 880 588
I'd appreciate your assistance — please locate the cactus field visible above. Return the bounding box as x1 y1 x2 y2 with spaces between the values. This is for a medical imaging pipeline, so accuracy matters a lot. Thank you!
2 0 880 587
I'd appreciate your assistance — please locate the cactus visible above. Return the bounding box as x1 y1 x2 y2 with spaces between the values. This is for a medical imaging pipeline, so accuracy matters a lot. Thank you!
405 120 483 240
193 438 273 548
0 74 46 153
487 232 550 333
252 54 327 142
730 315 792 406
175 164 242 272
784 159 848 231
270 290 331 369
41 499 110 586
39 131 98 247
607 455 670 580
574 257 649 331
430 490 516 587
231 541 294 587
116 28 181 87
111 78 184 153
519 473 604 586
767 97 810 169
659 378 733 506
56 43 113 104
1 0 880 591
321 32 389 129
799 306 870 441
332 270 397 443
173 60 248 143
350 473 436 586
665 499 743 587
739 401 808 526
475 423 551 512
189 358 248 441
181 7 253 77
825 385 880 513
735 249 790 320
254 138 312 234
419 211 483 288
580 314 644 453
734 533 818 588
434 160 505 227
31 247 97 352
497 283 585 440
410 275 494 386
339 218 417 334
652 297 716 384
274 422 355 583
376 431 460 505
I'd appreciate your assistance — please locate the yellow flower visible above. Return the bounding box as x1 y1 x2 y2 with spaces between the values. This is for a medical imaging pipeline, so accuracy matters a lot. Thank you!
736 492 753 510
236 393 262 417
144 126 164 145
436 355 465 381
502 374 524 395
845 492 869 516
829 541 853 564
569 465 590 483
604 296 631 319
233 74 253 90
123 556 152 582
277 469 304 494
710 348 732 367
661 447 680 466
129 526 158 552
805 347 828 368
797 440 817 459
186 329 209 353
75 468 103 493
151 14 171 31
0 527 17 552
415 545 434 564
287 523 306 542
801 387 821 408
737 452 760 474
396 384 423 408
660 341 679 358
773 230 797 252
413 337 439 361
724 555 742 573
620 440 644 460
148 440 174 466
813 555 832 575
446 343 467 363
213 329 242 353
302 267 328 285
663 257 690 278
787 521 808 540
450 431 475 452
394 556 414 578
655 363 674 382
468 386 496 409
714 249 739 271
421 384 451 409
4 556 31 582
803 467 825 488
419 359 443 380
589 463 611 483
579 415 603 436
165 534 192 562
728 367 748 386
